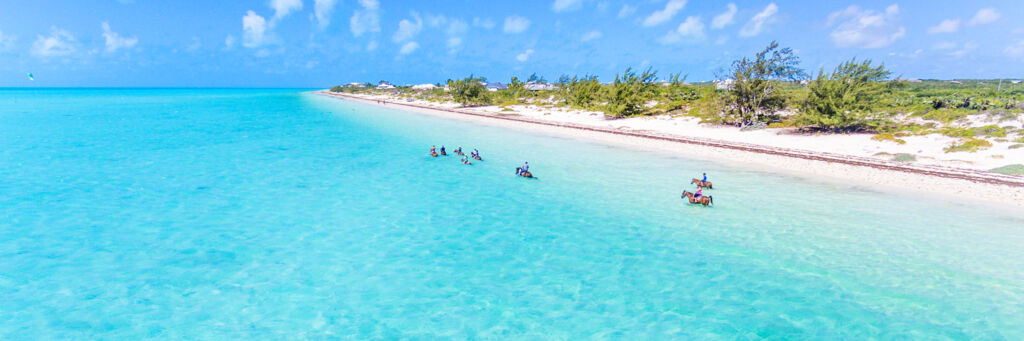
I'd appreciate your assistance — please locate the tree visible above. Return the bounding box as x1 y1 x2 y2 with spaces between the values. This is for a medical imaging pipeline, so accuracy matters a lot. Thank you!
726 41 806 125
448 75 490 106
527 73 546 83
559 75 604 109
799 59 891 131
606 67 657 117
661 73 699 110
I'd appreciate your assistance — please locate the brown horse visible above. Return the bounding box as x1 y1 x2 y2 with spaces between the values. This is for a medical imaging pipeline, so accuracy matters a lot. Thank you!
691 178 712 189
516 168 533 178
681 190 713 206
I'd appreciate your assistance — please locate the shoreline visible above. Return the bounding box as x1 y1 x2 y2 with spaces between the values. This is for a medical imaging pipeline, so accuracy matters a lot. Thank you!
317 90 1024 209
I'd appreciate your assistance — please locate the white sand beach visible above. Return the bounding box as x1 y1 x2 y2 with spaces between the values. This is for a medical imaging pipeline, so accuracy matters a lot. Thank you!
320 91 1024 209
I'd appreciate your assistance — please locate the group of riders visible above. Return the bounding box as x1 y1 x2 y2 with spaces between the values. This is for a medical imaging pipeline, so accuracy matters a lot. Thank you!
429 145 711 204
429 145 533 178
682 172 714 206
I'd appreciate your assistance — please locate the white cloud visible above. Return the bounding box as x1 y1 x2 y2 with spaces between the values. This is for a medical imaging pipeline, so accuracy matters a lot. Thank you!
314 0 339 29
366 40 378 51
224 35 236 49
472 17 495 29
101 22 137 53
446 19 468 51
516 48 534 62
0 30 16 52
350 0 380 37
552 0 583 12
1005 40 1024 58
392 13 423 42
31 26 77 57
243 10 268 47
927 19 960 34
504 15 531 34
739 2 778 37
932 41 956 50
968 8 1000 26
447 37 462 49
950 42 978 58
399 41 419 55
642 0 686 27
581 30 602 42
659 16 705 44
447 19 468 36
617 5 636 19
711 3 737 29
825 4 904 48
269 0 303 24
186 37 201 52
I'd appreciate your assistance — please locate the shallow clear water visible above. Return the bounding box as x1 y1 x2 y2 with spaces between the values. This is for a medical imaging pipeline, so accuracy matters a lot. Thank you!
1 89 1022 339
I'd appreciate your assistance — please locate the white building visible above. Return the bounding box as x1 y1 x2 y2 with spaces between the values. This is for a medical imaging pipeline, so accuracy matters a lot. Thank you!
524 82 556 91
411 84 438 90
377 81 395 90
714 79 734 90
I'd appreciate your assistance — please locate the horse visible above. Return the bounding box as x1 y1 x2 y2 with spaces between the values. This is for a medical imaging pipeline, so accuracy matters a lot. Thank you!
473 155 482 161
440 150 447 156
681 190 713 206
691 178 712 189
431 152 438 157
516 168 533 178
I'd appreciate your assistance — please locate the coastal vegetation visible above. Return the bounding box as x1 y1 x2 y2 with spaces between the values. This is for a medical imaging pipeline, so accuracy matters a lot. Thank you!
330 41 1024 155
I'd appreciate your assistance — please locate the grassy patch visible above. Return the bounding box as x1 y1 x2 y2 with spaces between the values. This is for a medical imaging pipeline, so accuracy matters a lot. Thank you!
944 138 992 153
872 132 906 144
892 153 916 162
1010 144 1024 149
989 164 1024 176
922 108 968 123
977 125 1007 138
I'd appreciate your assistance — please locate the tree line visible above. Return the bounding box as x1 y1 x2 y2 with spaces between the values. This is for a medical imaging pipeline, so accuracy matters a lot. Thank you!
332 41 1024 134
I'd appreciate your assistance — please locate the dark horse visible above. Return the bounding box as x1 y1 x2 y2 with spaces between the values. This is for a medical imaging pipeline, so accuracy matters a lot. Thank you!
681 190 713 206
691 178 712 189
516 168 533 178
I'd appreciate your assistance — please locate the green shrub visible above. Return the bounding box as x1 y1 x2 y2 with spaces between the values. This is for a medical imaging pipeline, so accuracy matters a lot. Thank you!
448 75 491 106
989 164 1024 175
798 58 890 131
944 138 992 153
923 109 968 123
605 67 657 117
892 153 916 162
872 132 906 144
1009 144 1024 149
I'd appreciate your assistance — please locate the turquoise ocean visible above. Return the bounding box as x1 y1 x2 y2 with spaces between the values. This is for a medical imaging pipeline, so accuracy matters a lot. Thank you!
2 89 1023 339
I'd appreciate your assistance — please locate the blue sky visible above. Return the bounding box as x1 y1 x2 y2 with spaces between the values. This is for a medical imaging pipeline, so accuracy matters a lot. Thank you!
1 0 1022 87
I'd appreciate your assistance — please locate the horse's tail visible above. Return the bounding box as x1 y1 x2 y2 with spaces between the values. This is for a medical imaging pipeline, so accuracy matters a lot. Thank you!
709 196 714 205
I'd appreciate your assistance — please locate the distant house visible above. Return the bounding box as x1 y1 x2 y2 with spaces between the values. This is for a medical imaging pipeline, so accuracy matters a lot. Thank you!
714 79 734 90
376 81 395 90
1012 80 1022 84
347 82 366 87
799 79 810 85
485 82 507 91
950 80 963 85
524 82 556 91
411 84 438 90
